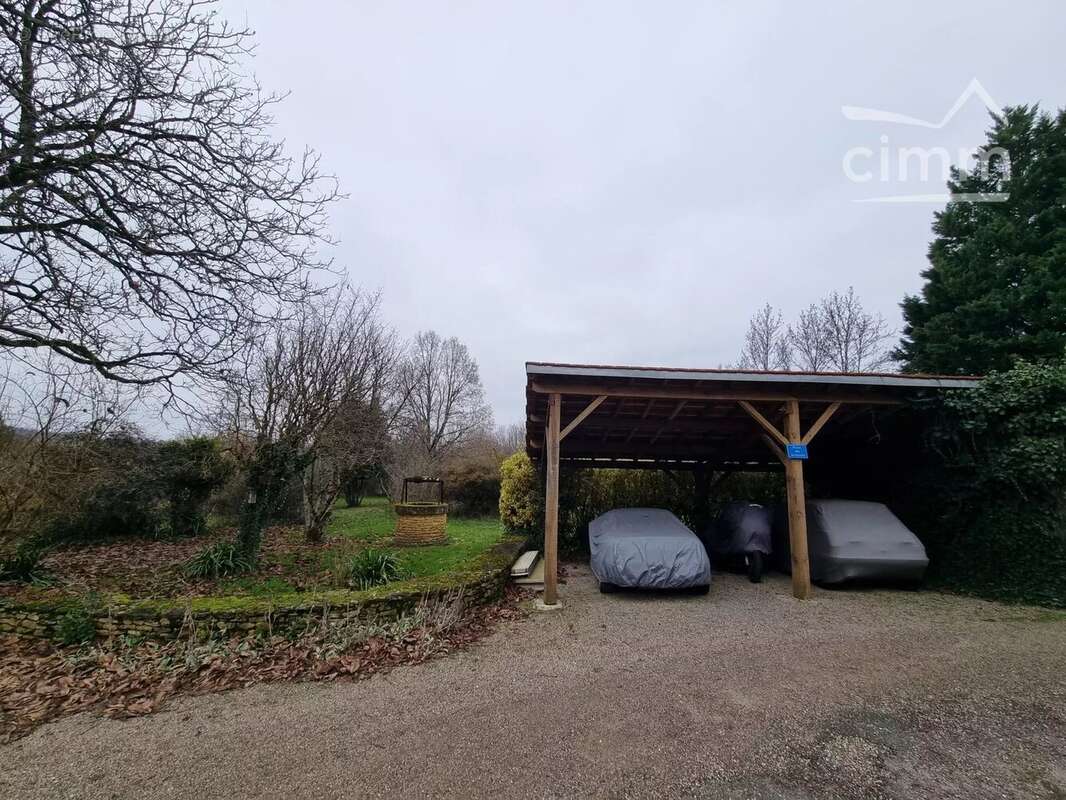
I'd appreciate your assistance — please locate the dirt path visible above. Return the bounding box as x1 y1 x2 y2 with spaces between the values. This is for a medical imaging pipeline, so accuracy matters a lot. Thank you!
3 566 1065 799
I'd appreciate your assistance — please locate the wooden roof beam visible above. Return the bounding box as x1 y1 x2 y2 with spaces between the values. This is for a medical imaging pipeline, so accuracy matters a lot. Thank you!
624 398 657 444
530 380 902 405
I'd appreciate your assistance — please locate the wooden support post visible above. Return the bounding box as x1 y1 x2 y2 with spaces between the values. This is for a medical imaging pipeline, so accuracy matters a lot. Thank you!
543 392 561 606
783 399 811 600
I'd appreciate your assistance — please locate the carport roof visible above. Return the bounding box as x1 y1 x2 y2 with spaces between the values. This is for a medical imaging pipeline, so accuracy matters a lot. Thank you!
524 361 980 471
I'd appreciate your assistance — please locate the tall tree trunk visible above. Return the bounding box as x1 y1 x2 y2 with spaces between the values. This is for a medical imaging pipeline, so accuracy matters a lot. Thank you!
302 457 341 543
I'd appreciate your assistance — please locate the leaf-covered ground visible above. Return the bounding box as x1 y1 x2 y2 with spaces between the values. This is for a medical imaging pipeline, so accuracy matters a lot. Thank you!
1 498 504 601
0 586 530 743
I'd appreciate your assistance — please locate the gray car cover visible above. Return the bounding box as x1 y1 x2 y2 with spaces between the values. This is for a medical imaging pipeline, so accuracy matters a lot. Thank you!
772 499 928 584
589 508 712 589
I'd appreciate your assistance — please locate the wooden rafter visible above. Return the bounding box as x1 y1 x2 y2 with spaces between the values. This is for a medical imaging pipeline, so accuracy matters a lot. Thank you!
649 400 687 445
601 397 625 441
560 395 607 441
760 434 787 466
624 398 656 443
737 400 789 447
802 401 841 445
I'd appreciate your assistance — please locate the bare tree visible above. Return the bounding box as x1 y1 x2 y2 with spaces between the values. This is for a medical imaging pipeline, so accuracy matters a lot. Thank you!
300 322 405 541
214 287 391 556
0 0 338 385
739 290 894 374
788 303 833 372
738 303 791 370
820 288 893 371
396 331 492 462
494 422 526 456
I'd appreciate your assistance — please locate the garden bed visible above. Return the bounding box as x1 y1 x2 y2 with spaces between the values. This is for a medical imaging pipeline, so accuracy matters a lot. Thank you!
0 499 523 642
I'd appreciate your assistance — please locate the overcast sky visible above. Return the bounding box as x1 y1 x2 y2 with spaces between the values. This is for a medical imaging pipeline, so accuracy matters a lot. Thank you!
218 0 1065 427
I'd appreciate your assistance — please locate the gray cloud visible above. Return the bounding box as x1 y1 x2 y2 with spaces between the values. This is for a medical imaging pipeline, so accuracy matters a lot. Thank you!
220 0 1066 424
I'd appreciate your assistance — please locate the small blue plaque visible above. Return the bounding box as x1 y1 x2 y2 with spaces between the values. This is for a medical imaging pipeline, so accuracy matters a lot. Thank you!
786 443 808 460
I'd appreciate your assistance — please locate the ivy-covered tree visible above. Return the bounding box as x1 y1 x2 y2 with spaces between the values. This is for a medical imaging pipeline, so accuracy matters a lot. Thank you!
157 437 232 537
895 106 1066 375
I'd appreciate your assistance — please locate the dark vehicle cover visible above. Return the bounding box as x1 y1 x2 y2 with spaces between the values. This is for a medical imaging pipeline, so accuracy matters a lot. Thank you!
710 502 773 557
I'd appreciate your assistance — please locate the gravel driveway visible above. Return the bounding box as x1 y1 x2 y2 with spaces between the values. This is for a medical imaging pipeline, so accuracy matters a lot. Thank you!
4 565 1065 799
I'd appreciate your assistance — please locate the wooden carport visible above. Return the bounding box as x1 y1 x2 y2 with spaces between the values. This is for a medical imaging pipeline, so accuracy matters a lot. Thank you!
525 362 980 605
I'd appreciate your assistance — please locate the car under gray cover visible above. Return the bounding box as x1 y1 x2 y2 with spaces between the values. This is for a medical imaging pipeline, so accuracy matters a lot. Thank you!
772 499 929 584
589 508 711 590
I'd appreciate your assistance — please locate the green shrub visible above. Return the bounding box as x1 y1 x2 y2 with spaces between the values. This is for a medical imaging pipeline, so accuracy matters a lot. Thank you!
499 452 542 534
55 607 96 645
43 432 166 542
55 480 167 541
342 464 384 508
42 435 231 543
499 450 786 555
450 476 500 517
331 548 407 590
158 437 233 537
442 449 501 518
0 539 49 583
184 540 254 580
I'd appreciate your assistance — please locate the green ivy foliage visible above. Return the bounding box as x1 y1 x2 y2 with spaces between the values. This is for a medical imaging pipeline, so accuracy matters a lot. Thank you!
917 360 1066 606
158 437 233 537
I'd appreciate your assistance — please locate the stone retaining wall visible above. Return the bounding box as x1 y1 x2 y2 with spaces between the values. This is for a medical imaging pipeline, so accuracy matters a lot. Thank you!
0 536 525 643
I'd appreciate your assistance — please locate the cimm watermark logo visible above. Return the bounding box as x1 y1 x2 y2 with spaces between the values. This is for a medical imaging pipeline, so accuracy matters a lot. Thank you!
841 79 1010 203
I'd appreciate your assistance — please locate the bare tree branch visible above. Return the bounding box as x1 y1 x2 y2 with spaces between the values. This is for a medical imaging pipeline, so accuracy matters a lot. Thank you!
0 0 339 385
820 287 894 371
738 303 791 370
212 286 395 553
0 350 137 545
395 330 492 462
788 303 832 371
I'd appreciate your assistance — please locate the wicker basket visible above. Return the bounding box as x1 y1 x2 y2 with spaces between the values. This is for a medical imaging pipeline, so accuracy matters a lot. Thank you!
394 502 448 545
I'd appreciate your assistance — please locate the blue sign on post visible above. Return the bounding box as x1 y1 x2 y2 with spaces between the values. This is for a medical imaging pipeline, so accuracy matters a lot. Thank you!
786 443 808 460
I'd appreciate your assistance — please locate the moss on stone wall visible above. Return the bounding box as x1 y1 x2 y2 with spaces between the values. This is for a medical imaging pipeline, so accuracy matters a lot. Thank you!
0 535 526 643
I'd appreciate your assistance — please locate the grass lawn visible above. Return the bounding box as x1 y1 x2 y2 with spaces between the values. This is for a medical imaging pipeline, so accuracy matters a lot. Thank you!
5 497 506 602
328 497 505 579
